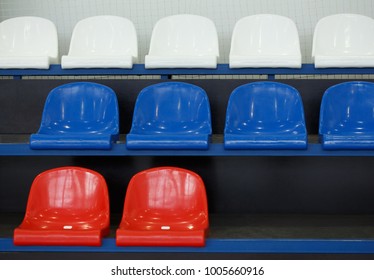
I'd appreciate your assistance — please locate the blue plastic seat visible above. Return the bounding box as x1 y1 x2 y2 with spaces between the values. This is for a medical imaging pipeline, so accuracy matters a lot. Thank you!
126 82 212 149
224 82 307 149
319 81 374 150
30 82 119 149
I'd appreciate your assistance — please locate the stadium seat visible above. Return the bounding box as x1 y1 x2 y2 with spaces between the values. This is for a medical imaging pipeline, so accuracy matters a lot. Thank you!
319 81 374 149
230 14 302 68
14 166 110 246
116 167 209 246
126 82 212 149
30 82 119 149
312 14 374 68
61 16 138 69
224 82 307 149
145 14 219 69
0 16 58 69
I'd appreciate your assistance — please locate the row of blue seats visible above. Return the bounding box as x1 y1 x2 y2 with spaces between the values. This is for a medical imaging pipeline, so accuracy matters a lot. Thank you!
28 80 374 151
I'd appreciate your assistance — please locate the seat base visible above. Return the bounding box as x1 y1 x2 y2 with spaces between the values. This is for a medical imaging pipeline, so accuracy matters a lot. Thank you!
30 133 117 150
145 55 217 69
61 55 134 69
13 228 105 246
0 56 51 69
224 133 307 150
321 134 374 150
229 54 301 68
116 229 206 247
314 55 374 68
126 134 210 150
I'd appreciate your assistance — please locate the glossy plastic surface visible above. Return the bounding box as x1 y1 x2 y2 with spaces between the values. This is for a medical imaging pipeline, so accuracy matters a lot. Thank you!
14 167 110 246
145 14 219 69
30 82 119 149
312 14 374 68
229 14 301 68
126 82 212 150
61 16 137 69
224 82 307 149
0 17 58 69
116 167 208 247
319 81 374 150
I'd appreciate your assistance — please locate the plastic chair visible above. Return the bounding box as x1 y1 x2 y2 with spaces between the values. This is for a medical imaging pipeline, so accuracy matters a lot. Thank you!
0 17 58 69
116 167 209 247
126 82 212 149
312 14 374 68
14 166 110 246
30 82 119 150
229 14 301 68
224 82 307 149
145 14 219 69
319 81 374 150
61 16 138 69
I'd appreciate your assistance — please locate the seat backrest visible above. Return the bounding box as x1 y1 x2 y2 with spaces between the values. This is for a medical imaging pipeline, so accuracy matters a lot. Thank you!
130 82 211 134
319 81 374 134
312 14 374 57
225 82 305 129
67 15 137 58
148 14 219 57
230 14 300 56
0 16 58 62
124 167 208 218
25 167 109 215
39 82 119 134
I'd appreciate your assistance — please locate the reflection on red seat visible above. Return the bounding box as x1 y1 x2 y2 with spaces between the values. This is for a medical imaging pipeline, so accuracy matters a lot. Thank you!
14 167 110 246
116 167 209 247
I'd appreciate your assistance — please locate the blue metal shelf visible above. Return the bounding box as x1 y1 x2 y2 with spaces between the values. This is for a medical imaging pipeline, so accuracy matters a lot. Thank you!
2 237 374 254
1 142 374 156
1 64 374 77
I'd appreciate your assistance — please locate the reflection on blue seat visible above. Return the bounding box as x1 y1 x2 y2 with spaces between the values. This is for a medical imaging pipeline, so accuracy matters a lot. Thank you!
30 82 119 149
319 81 374 150
224 82 307 149
126 82 212 150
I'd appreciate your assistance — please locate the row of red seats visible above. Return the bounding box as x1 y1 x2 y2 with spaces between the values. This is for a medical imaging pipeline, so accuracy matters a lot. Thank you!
13 166 208 247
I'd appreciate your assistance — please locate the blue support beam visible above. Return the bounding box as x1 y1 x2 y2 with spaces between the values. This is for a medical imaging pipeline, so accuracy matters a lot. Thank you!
3 238 374 254
2 142 374 156
1 64 374 78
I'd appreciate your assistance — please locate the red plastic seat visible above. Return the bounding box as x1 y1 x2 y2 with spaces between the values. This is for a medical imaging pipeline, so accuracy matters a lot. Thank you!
14 167 110 246
116 167 209 247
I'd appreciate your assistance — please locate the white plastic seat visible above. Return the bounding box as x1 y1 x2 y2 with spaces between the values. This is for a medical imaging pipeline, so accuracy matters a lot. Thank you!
145 14 219 69
312 14 374 68
229 14 301 68
0 17 58 69
61 16 137 69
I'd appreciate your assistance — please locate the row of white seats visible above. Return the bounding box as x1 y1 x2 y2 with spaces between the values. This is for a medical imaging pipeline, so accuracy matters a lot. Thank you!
0 14 373 70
